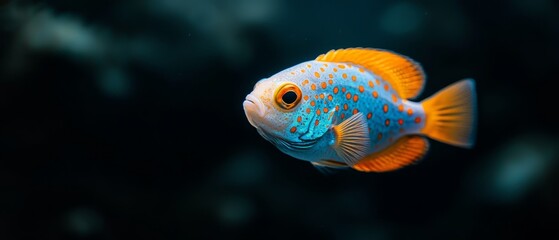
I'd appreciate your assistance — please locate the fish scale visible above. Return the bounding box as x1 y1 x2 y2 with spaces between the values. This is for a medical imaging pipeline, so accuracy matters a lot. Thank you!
281 60 425 151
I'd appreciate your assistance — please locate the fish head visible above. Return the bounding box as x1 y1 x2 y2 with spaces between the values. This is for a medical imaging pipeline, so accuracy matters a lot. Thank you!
244 65 323 154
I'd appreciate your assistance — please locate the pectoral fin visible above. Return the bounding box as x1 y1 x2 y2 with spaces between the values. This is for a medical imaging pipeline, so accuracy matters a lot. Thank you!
331 112 370 166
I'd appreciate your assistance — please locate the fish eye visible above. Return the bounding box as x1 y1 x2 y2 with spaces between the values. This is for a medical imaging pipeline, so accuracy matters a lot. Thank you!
282 91 297 104
275 83 302 110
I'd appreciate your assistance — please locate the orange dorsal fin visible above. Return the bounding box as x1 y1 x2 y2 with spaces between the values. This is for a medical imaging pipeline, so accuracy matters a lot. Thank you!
316 48 425 99
352 136 429 172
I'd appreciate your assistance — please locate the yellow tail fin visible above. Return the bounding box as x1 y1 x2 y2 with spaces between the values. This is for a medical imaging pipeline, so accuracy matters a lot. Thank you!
421 79 477 148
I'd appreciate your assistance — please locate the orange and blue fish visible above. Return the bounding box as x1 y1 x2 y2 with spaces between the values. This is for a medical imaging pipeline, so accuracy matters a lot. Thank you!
243 48 476 172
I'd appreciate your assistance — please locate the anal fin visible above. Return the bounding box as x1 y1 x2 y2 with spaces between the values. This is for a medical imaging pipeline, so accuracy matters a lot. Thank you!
352 136 429 172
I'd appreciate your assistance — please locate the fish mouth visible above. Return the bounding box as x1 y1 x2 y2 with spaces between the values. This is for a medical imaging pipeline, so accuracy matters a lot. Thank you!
243 94 265 128
244 94 318 152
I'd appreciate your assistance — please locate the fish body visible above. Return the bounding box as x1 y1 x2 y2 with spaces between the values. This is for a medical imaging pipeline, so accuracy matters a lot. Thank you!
243 48 476 172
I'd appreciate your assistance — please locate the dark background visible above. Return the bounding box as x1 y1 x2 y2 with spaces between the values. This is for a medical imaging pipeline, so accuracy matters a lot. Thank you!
1 0 558 239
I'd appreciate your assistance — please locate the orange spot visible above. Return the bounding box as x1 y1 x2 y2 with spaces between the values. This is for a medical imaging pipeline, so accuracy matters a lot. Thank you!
377 133 383 140
310 100 316 106
351 75 357 81
301 69 306 73
398 104 404 112
367 113 372 119
342 87 346 93
314 72 320 78
311 84 316 90
407 108 413 116
398 119 404 125
323 108 329 113
306 108 311 114
320 67 325 72
372 91 378 98
328 79 333 85
321 82 327 89
342 73 348 79
333 68 338 72
353 94 359 102
359 68 365 73
353 109 359 115
297 116 302 122
302 79 309 86
384 84 389 91
323 63 328 67
315 95 319 99
327 95 333 101
368 80 374 88
316 109 321 116
383 104 388 113
385 119 390 126
415 117 421 123
346 93 351 100
315 120 320 126
303 95 309 101
341 113 345 119
320 93 325 99
392 94 398 103
328 74 333 79
338 64 346 69
335 105 340 111
343 103 348 110
307 64 312 68
290 72 295 75
290 127 297 133
333 87 339 94
375 79 380 85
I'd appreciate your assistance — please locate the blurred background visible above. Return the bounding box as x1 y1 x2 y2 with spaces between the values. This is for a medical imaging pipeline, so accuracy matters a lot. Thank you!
1 0 558 239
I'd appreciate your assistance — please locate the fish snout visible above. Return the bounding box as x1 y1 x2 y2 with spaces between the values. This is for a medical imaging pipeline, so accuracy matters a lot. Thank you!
243 94 265 128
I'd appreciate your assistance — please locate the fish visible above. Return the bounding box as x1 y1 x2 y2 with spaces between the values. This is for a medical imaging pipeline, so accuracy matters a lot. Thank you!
243 48 476 172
